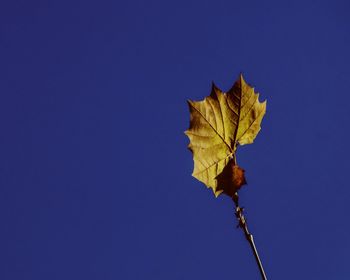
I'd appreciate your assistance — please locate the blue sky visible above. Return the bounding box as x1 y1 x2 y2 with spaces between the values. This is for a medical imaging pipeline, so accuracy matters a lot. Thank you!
1 0 350 279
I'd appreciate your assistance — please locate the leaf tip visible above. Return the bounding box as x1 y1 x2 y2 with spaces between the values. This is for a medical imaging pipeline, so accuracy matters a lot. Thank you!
210 81 221 98
239 72 246 84
213 189 223 198
211 81 218 90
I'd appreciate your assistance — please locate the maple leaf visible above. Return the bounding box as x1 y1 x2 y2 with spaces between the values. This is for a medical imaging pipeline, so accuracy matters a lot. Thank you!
185 74 266 197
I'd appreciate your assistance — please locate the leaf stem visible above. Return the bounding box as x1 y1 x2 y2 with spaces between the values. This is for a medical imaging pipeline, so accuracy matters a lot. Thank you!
232 193 267 280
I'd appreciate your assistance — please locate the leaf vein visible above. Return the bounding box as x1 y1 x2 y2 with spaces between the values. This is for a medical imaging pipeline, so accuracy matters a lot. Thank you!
189 103 232 152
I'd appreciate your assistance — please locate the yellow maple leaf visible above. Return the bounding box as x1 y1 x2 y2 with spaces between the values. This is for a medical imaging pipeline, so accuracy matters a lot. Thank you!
185 74 266 197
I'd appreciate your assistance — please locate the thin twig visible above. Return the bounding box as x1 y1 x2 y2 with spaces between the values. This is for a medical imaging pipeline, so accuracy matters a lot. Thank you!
232 193 267 280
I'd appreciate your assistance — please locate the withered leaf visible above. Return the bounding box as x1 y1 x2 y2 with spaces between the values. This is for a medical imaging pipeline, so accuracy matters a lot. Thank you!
185 74 266 197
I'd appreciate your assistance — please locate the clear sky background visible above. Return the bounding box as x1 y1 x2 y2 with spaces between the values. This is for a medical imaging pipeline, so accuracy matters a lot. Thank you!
1 0 349 279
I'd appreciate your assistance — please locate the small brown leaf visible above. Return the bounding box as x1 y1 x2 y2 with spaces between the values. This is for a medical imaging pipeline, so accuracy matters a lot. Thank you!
216 159 247 197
